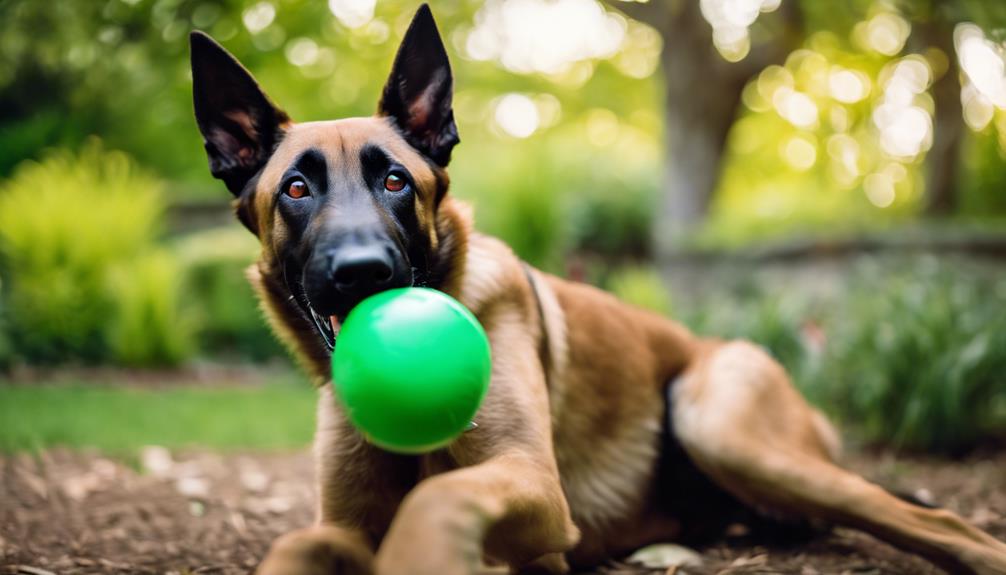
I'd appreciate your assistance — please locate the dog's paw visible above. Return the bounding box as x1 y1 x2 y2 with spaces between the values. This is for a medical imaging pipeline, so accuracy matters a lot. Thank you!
257 525 374 575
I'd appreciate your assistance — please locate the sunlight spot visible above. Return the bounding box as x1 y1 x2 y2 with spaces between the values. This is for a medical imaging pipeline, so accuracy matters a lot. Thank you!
363 19 390 44
285 38 319 67
773 87 818 128
873 57 933 159
242 2 275 34
586 108 619 147
465 0 626 75
742 82 771 112
534 93 563 128
614 21 662 78
328 0 376 29
781 135 817 171
494 94 540 138
252 26 285 51
700 0 779 62
962 83 995 131
829 106 850 132
855 12 910 56
828 68 870 103
827 134 860 181
883 162 908 183
955 23 1006 109
875 105 931 157
864 172 895 208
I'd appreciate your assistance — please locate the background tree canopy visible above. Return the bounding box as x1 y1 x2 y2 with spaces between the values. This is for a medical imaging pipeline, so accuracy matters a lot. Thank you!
2 0 1005 253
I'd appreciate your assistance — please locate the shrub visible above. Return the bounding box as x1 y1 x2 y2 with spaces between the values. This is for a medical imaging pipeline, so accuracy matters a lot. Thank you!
815 264 1006 453
674 258 1006 453
172 227 285 361
106 250 194 366
605 265 672 315
0 141 193 366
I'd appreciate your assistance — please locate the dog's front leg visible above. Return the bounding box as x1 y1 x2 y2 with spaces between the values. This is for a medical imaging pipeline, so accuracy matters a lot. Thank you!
258 385 418 575
375 453 578 575
257 523 374 575
375 310 580 575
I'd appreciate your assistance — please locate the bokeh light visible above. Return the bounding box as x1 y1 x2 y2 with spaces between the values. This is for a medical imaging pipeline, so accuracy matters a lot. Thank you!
242 2 275 34
854 12 911 56
828 68 870 104
873 57 933 159
774 86 819 129
328 0 376 29
700 0 780 62
464 0 626 75
955 22 1006 136
493 93 540 138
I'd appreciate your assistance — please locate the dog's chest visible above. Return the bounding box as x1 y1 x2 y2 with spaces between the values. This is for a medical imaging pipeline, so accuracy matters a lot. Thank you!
553 411 663 532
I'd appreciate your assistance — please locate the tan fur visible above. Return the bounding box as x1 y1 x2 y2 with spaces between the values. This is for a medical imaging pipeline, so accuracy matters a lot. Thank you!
240 117 1006 575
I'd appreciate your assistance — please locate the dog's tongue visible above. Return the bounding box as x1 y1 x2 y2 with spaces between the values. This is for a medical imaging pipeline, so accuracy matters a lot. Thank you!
330 316 339 334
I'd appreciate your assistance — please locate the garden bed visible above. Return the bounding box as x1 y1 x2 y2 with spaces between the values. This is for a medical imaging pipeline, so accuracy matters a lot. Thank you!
2 448 1003 575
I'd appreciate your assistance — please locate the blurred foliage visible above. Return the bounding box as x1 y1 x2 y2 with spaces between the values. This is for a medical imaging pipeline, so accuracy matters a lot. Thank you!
106 250 194 366
605 265 672 315
173 227 285 361
0 142 280 366
0 141 191 365
1 0 1004 253
676 257 1006 454
817 261 1006 452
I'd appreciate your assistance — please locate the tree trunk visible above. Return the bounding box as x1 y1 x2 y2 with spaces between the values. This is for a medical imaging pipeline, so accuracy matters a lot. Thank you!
609 0 803 255
915 18 963 216
657 18 748 252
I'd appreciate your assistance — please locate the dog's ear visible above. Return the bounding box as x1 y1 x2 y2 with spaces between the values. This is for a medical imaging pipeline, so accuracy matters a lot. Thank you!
378 4 459 167
190 31 290 195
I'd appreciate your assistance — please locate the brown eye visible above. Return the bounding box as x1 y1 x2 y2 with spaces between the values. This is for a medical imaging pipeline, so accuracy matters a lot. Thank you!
384 173 406 192
285 179 308 199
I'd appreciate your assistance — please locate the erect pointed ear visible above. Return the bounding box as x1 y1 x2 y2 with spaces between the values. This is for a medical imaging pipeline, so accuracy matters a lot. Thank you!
378 4 459 167
190 31 290 195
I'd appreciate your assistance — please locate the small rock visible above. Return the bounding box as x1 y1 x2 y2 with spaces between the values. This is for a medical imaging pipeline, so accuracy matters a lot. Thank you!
627 543 703 569
913 488 935 507
176 476 210 498
141 446 174 477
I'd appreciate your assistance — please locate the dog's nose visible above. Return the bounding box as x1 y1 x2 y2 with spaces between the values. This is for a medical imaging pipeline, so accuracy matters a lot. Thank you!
330 245 396 296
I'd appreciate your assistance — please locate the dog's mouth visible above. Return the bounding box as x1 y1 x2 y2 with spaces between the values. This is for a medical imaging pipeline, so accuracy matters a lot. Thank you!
285 261 423 354
307 304 338 352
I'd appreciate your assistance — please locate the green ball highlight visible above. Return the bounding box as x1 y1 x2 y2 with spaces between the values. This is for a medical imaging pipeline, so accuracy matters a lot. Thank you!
331 287 492 453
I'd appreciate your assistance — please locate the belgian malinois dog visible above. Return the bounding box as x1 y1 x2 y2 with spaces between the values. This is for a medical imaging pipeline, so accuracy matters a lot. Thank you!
190 5 1006 574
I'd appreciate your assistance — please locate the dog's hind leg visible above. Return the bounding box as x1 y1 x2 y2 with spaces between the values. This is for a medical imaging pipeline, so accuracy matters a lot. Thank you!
670 340 1006 575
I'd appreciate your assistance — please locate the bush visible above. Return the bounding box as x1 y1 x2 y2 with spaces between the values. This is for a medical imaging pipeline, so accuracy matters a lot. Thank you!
173 227 285 361
106 251 194 366
451 128 659 272
815 264 1006 453
605 265 672 315
675 258 1006 453
0 141 193 366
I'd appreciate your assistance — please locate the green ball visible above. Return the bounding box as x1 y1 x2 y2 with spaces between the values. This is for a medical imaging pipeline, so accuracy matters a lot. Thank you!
331 287 492 453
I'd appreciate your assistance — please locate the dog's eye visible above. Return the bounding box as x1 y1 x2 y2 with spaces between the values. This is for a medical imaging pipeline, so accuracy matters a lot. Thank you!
384 173 407 192
285 179 309 199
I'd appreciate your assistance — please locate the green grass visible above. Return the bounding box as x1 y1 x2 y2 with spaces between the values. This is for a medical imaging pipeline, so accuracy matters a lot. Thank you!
0 382 317 454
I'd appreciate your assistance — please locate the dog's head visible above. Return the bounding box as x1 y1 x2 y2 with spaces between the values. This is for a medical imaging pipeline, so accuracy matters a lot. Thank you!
190 5 458 349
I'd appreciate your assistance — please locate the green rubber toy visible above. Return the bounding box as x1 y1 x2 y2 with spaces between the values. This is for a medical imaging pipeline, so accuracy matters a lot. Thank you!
331 287 492 453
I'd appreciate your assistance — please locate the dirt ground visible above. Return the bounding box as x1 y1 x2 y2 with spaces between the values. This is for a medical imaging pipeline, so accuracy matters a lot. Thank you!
1 448 1004 575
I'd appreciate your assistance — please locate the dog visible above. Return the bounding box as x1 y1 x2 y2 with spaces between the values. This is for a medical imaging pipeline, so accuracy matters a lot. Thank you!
189 6 1006 574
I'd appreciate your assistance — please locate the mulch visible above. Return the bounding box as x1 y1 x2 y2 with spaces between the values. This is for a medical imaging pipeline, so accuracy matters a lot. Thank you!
1 448 1003 575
